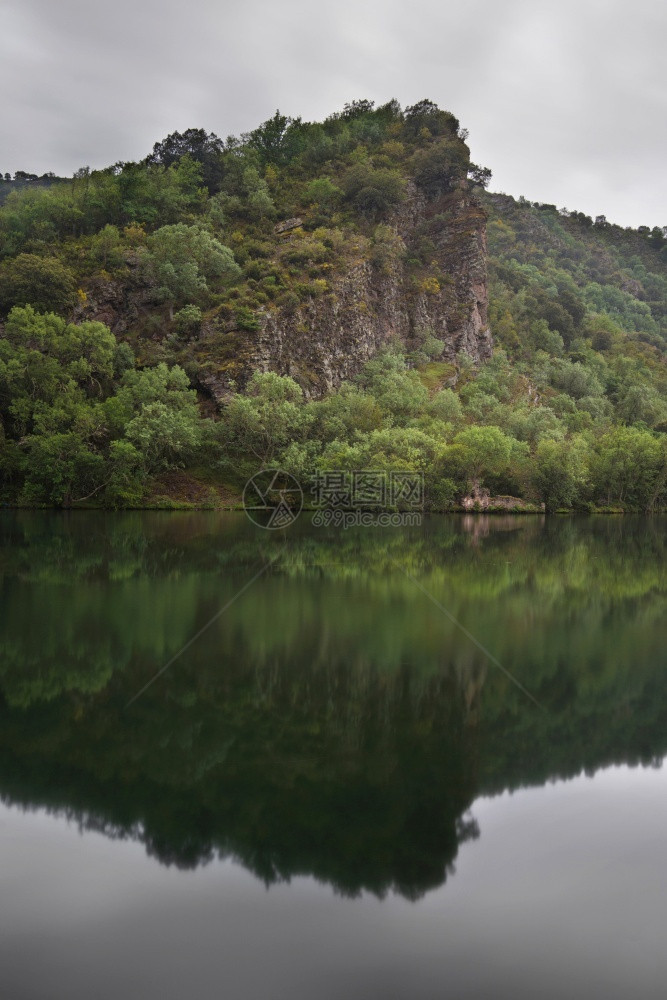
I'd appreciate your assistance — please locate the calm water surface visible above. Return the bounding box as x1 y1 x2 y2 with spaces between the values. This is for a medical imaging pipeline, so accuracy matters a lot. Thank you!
0 512 665 999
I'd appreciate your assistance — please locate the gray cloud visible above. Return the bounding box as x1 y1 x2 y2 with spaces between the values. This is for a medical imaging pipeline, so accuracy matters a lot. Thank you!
1 0 665 226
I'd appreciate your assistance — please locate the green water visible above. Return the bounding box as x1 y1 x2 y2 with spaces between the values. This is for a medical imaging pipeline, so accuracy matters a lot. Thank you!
0 512 665 998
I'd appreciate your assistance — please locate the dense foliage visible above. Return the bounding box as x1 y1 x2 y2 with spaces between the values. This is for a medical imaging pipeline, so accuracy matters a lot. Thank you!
0 99 665 509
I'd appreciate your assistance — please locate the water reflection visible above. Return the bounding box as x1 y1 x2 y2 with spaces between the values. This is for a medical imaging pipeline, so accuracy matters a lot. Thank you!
0 512 665 899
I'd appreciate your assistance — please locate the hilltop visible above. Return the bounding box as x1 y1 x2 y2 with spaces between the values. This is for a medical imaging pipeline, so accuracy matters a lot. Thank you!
0 99 665 511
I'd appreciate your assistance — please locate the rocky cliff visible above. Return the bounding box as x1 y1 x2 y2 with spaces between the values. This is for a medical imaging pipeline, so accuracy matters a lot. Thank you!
196 183 491 402
72 184 492 405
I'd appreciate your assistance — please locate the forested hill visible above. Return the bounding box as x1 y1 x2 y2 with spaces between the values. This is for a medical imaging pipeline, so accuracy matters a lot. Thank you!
485 192 666 357
0 99 665 511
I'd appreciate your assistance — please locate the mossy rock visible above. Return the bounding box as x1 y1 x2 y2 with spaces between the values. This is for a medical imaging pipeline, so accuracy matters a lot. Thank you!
417 361 457 394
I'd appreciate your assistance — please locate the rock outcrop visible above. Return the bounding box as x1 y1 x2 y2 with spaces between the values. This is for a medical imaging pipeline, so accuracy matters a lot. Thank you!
201 184 492 401
74 185 492 405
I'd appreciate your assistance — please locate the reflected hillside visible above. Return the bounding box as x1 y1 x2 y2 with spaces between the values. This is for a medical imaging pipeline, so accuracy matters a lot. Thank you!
0 513 665 898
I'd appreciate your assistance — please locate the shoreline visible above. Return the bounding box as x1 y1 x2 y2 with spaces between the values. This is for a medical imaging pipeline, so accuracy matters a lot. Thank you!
1 502 663 515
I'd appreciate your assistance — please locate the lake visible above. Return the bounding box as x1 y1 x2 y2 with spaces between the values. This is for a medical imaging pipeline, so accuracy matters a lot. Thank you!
0 512 665 999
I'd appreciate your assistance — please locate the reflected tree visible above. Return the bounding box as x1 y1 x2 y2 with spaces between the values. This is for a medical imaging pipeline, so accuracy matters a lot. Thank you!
0 513 665 898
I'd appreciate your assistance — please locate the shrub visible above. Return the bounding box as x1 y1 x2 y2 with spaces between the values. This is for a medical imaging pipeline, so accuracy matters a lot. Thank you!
303 177 343 213
341 164 406 217
234 305 261 330
0 254 78 315
411 139 469 197
142 224 240 306
174 304 203 336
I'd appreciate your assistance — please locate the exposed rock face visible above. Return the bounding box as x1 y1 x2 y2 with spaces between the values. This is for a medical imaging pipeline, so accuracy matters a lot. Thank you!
273 217 303 234
236 184 491 399
72 277 139 334
74 185 492 405
461 482 543 513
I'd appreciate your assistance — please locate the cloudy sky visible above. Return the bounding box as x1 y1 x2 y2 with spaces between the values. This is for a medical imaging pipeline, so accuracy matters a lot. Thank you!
1 0 665 227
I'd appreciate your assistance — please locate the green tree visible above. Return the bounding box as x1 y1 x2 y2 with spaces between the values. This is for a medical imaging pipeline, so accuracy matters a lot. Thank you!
242 167 275 219
19 431 105 506
142 223 240 312
357 426 442 474
104 439 145 506
341 163 406 218
125 402 203 468
508 406 566 446
308 383 384 442
355 350 428 423
0 307 118 436
91 224 124 269
411 138 469 197
113 364 208 472
145 128 225 193
221 371 309 466
528 318 564 356
0 254 78 315
427 389 463 424
615 384 665 427
173 304 203 337
532 438 589 512
303 177 343 214
450 425 514 488
548 358 604 400
403 99 460 139
246 111 301 167
591 428 665 509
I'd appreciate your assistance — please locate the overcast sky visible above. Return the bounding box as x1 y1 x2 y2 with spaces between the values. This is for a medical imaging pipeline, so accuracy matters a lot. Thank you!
1 0 665 227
